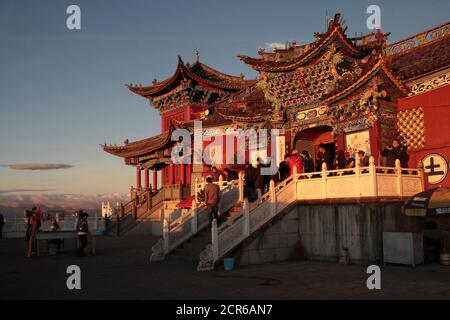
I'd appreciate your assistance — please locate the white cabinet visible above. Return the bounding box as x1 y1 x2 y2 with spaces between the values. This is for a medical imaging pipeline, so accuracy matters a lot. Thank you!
383 232 424 267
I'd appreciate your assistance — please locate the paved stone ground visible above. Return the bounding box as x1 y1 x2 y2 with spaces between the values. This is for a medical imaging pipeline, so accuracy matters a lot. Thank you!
1 235 450 300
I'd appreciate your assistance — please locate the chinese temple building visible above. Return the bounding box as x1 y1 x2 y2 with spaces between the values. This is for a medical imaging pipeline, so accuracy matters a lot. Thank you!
103 14 450 196
102 13 450 268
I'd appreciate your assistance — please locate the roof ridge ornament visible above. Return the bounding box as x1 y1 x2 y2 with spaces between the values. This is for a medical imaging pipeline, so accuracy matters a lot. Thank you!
195 48 200 63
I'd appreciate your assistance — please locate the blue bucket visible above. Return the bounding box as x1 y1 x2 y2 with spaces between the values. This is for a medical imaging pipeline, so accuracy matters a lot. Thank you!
223 258 235 271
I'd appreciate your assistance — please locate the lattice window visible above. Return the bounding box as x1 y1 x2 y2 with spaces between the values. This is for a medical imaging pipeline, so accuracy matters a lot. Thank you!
397 107 425 149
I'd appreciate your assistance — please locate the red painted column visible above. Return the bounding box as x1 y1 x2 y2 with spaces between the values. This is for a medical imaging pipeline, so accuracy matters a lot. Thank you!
180 163 186 185
285 129 292 154
336 133 345 152
136 166 141 192
152 168 158 192
369 122 381 164
169 164 174 185
144 168 149 190
186 163 192 186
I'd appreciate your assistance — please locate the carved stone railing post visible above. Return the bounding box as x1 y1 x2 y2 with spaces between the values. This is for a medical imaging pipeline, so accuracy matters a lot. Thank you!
211 219 219 262
354 156 361 197
269 179 276 217
162 211 169 254
292 165 298 199
321 162 328 199
218 175 224 190
368 156 377 197
194 177 199 202
201 176 205 191
418 160 425 191
191 200 198 235
147 190 152 212
293 165 298 180
395 159 403 196
120 202 125 220
243 198 250 237
238 171 244 203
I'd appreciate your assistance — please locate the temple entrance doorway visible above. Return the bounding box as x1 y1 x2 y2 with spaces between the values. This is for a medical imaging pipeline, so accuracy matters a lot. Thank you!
293 125 335 171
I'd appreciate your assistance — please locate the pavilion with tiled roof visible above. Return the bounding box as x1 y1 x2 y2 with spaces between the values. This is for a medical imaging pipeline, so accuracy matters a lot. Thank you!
102 13 450 201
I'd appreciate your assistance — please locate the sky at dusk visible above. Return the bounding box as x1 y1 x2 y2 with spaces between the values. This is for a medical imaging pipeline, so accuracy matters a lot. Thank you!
1 0 449 208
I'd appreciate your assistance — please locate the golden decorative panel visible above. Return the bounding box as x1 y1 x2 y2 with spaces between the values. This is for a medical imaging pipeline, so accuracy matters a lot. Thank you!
397 107 425 149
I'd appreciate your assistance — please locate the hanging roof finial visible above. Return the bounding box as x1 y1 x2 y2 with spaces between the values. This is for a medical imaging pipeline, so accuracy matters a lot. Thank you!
195 48 200 63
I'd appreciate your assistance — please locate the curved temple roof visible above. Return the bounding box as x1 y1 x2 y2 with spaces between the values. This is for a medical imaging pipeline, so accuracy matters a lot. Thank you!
101 126 174 158
238 13 383 72
127 56 256 99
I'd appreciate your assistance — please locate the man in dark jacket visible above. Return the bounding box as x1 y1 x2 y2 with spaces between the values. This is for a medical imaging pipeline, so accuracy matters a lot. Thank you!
316 143 333 171
77 211 89 256
357 150 370 166
211 166 224 181
278 154 291 182
204 176 221 225
223 168 238 181
255 158 266 197
244 163 257 202
301 151 314 173
382 139 409 168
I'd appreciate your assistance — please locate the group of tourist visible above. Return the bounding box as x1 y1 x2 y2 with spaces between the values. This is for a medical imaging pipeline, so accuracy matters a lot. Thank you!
278 138 409 178
23 207 93 257
202 138 409 225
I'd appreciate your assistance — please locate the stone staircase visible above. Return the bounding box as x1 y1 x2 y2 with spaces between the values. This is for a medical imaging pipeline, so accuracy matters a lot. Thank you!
165 203 243 266
166 227 211 265
120 202 164 235
108 189 168 236
195 158 425 271
149 178 242 262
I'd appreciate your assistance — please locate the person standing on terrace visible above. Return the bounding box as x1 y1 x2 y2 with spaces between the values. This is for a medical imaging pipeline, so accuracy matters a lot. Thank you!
316 143 332 171
278 154 291 182
211 166 224 181
204 176 221 225
76 211 89 257
357 150 370 167
382 139 409 168
289 150 304 175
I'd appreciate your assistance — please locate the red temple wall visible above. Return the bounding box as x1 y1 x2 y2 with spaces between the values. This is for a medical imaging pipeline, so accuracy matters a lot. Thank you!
397 85 450 188
161 104 205 132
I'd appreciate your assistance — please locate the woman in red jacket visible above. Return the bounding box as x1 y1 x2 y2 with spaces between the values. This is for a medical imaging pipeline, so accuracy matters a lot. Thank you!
289 149 304 175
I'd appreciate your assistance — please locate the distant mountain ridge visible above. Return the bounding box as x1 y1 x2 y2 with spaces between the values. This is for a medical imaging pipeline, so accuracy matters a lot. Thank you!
0 193 128 219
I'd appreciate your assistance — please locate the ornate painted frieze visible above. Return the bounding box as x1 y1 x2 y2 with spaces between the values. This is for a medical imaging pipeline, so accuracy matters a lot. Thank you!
408 70 450 96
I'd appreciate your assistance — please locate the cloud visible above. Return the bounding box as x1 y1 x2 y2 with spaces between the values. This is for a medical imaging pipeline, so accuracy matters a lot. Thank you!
265 42 286 50
0 193 128 210
0 189 56 194
3 163 73 170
